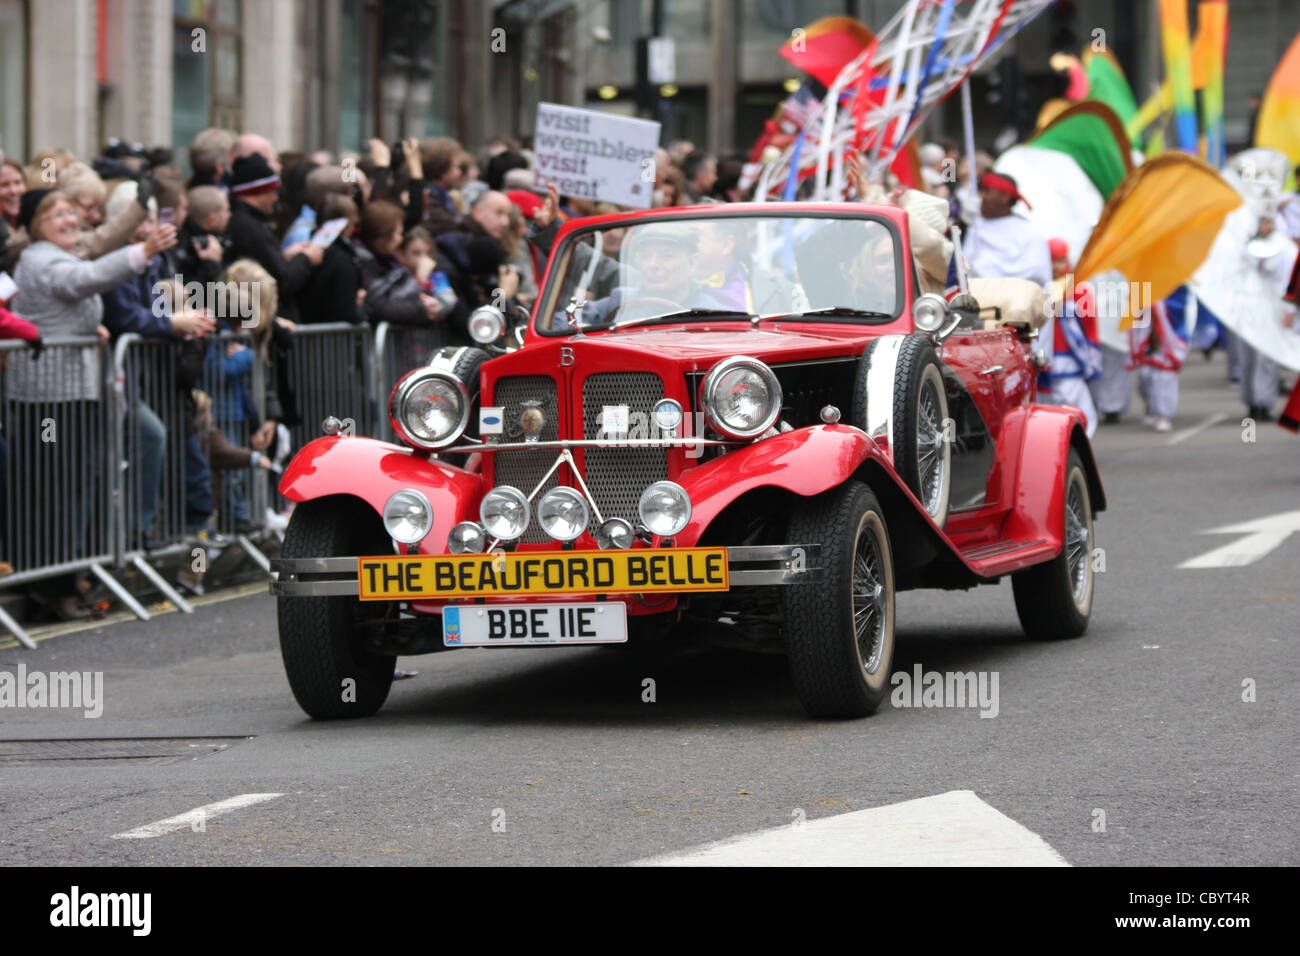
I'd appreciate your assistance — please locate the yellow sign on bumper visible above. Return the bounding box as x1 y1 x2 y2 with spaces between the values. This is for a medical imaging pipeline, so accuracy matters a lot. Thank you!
357 548 730 601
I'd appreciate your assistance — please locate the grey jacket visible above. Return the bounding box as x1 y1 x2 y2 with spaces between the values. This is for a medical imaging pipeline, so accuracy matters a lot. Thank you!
7 240 143 401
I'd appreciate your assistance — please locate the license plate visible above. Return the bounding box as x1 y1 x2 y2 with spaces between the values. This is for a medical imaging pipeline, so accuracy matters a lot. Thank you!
443 603 627 646
357 548 729 601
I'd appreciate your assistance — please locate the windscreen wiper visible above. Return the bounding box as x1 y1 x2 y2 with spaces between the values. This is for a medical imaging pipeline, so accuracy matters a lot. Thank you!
608 308 755 330
778 306 895 320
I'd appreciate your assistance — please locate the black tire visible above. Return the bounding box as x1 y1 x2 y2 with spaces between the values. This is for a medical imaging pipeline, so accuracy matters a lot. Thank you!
278 497 397 719
1012 449 1095 639
854 336 951 528
439 346 491 468
783 481 896 718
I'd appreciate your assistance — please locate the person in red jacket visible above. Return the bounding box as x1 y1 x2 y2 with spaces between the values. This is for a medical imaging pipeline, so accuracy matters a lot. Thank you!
1 304 41 575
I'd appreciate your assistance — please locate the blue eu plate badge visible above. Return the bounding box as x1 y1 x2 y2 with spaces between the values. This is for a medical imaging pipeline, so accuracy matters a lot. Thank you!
443 606 461 645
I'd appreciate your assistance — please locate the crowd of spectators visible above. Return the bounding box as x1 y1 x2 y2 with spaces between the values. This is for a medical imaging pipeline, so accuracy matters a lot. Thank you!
0 123 969 617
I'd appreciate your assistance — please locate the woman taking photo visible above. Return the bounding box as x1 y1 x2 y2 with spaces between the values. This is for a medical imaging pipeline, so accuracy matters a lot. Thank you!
5 189 175 618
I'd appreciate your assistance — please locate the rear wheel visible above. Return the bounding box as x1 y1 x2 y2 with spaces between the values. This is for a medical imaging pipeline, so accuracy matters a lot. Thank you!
278 497 398 718
1012 449 1095 639
783 481 895 718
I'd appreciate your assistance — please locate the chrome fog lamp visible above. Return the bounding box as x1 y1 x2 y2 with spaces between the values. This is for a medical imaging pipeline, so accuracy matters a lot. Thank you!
389 369 470 450
468 305 505 344
699 356 782 440
538 487 590 542
448 521 487 554
479 486 530 541
652 398 684 432
912 293 949 333
638 481 692 538
382 489 433 544
595 517 635 550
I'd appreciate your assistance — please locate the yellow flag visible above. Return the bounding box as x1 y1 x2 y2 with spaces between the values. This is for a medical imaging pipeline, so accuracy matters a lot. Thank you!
1074 154 1241 329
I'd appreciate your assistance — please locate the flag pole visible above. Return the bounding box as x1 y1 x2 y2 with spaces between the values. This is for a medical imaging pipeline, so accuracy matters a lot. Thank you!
961 75 977 198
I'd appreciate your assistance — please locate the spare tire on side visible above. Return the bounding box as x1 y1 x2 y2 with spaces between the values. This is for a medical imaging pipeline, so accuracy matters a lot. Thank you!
852 334 951 529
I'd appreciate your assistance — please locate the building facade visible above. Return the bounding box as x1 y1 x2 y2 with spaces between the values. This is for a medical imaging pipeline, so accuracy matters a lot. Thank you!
0 0 1297 167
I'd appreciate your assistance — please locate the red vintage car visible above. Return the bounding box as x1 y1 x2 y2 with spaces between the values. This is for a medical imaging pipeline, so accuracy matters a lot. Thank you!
271 202 1104 720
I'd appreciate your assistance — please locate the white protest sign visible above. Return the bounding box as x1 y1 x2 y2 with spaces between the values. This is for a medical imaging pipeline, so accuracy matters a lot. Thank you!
533 102 660 209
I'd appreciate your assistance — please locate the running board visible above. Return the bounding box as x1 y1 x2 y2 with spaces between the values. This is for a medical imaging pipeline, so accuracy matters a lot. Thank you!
959 537 1054 577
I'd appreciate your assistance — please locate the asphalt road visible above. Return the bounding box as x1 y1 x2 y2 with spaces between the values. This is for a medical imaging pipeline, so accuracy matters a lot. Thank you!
1 353 1296 866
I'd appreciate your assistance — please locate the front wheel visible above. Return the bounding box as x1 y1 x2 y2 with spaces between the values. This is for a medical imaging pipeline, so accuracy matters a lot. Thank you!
783 481 896 718
278 497 397 718
1011 449 1096 639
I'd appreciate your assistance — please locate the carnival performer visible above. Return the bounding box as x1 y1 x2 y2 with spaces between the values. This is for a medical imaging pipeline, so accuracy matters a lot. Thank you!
1044 238 1101 436
1128 291 1191 433
962 171 1052 287
1238 215 1297 421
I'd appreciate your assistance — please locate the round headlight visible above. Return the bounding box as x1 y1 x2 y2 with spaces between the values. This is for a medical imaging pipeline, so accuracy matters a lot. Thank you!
538 487 589 542
595 517 634 550
480 486 530 541
638 481 692 538
383 489 433 544
389 369 470 450
700 356 782 439
912 293 948 333
652 398 684 431
448 521 487 554
468 305 505 344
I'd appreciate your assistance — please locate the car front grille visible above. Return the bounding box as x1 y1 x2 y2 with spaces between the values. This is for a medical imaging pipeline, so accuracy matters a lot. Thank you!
492 375 562 542
582 372 668 528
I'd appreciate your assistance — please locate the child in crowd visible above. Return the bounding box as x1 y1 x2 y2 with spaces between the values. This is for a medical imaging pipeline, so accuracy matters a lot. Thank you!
202 259 284 532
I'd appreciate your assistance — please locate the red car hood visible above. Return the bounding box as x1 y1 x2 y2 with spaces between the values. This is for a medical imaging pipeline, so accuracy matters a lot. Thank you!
522 322 901 369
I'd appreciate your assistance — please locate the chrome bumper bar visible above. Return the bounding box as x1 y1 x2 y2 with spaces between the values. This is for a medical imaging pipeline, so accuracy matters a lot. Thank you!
270 544 822 597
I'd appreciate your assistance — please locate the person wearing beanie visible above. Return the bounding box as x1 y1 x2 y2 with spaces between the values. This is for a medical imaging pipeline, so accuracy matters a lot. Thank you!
223 153 322 321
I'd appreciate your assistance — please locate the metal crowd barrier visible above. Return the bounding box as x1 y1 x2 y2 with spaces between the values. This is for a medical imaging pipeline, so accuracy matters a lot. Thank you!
2 336 128 648
2 320 442 647
283 322 376 456
114 328 270 582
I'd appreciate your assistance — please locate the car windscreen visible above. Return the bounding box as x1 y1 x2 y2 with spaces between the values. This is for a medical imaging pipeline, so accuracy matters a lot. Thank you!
538 214 901 333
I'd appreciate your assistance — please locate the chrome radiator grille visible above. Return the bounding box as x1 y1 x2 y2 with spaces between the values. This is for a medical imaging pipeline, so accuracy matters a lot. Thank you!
582 372 668 528
491 375 561 542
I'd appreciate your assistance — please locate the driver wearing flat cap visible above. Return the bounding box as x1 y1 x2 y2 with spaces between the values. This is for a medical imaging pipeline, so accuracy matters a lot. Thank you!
573 222 730 327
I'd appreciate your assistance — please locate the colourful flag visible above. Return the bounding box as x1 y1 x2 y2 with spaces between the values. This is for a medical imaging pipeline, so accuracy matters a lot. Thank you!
1158 0 1198 154
1083 49 1138 134
1195 1 1228 168
1074 154 1242 328
1256 30 1300 165
1029 101 1133 200
779 16 876 89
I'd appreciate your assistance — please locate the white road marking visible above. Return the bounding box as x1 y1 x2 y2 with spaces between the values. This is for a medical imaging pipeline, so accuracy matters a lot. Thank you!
1179 509 1300 568
111 793 284 839
634 790 1069 866
1167 412 1229 445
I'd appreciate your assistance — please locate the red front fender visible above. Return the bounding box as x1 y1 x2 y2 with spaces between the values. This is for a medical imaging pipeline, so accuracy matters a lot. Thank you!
279 436 485 550
675 425 883 544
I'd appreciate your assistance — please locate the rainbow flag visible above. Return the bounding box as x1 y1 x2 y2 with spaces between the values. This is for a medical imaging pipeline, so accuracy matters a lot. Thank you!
1256 30 1300 166
1195 1 1228 168
1158 0 1198 154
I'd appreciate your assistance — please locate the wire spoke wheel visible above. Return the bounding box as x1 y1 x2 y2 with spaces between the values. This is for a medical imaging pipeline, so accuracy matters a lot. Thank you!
1012 449 1096 640
916 377 946 517
783 480 896 718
